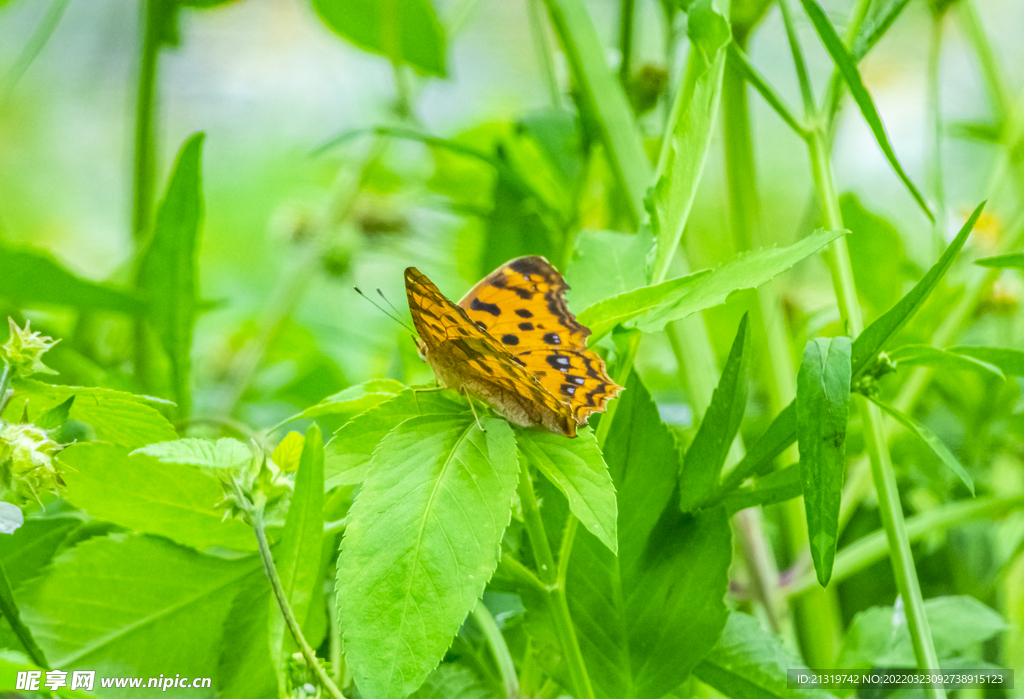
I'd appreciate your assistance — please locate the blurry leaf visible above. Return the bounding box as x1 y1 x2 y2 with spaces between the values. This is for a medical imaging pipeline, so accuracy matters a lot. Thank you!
649 0 729 281
0 516 82 590
837 596 1007 668
272 431 305 472
59 443 256 551
516 427 617 554
34 397 73 430
541 0 650 225
138 133 205 418
481 167 558 277
336 415 518 699
719 463 802 514
323 388 466 488
975 252 1024 270
888 345 1004 380
945 120 1003 143
797 337 851 587
218 572 277 699
566 228 652 310
312 0 446 77
8 381 177 449
841 194 912 314
19 534 258 682
0 243 142 314
410 664 498 699
517 109 584 187
695 612 836 699
948 346 1024 376
798 0 933 222
579 228 844 339
869 398 974 495
0 559 45 667
0 651 91 697
851 0 914 60
680 314 750 512
133 437 252 470
178 0 242 6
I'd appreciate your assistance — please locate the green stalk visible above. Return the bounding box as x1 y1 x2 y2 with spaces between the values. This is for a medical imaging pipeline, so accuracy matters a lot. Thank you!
527 0 562 107
617 0 635 87
926 11 947 259
780 0 945 691
471 601 520 699
517 463 595 699
1 0 71 100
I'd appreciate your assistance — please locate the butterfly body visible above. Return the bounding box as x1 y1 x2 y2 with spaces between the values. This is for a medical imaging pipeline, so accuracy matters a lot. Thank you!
405 256 623 438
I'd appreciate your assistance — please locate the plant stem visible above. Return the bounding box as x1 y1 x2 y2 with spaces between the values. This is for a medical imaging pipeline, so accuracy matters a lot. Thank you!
472 600 520 699
926 10 947 259
517 463 595 699
133 0 162 244
617 0 635 87
243 486 346 699
1 0 71 101
528 0 562 107
0 560 47 668
0 363 12 414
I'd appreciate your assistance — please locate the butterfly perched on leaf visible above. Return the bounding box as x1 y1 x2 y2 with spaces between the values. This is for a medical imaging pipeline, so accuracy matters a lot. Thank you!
405 256 623 437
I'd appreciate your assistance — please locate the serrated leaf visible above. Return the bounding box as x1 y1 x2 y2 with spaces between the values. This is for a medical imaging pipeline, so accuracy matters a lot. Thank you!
798 0 932 221
272 431 305 472
336 415 518 699
133 437 252 471
888 345 1004 380
34 397 74 431
277 378 406 428
516 428 617 554
7 381 177 449
680 314 750 512
695 612 836 699
20 534 258 691
59 443 256 551
312 0 446 77
797 337 851 587
0 242 142 314
138 133 205 418
324 388 467 488
870 398 974 495
579 228 845 340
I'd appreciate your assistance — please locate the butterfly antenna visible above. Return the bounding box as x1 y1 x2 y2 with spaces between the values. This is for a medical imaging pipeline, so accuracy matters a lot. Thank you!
354 287 416 334
376 288 409 323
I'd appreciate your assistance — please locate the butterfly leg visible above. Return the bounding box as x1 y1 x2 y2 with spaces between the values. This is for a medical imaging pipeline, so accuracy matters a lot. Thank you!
464 392 486 432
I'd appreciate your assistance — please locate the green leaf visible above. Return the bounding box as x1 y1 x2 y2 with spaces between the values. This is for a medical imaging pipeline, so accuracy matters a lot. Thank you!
218 572 277 699
324 388 466 488
649 0 729 282
850 0 914 61
841 194 912 315
59 443 256 551
694 612 836 699
837 596 1007 669
797 337 851 587
680 314 750 512
312 0 446 77
278 379 405 428
579 228 845 339
34 397 74 431
8 381 177 449
0 561 47 667
975 252 1024 270
869 398 974 495
566 229 651 310
888 344 1004 380
410 664 498 699
336 415 518 699
19 534 258 685
516 428 618 554
798 0 933 222
719 463 802 514
133 437 252 470
0 242 142 314
0 651 92 697
0 516 82 590
138 132 205 418
948 346 1024 376
558 375 731 699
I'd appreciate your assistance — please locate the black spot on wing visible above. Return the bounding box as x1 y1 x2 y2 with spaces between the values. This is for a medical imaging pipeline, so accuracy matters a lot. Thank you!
518 322 534 331
560 384 577 397
511 287 533 300
490 274 507 289
515 309 533 318
471 298 501 316
509 257 547 276
567 375 585 385
501 334 520 346
585 383 607 405
546 354 571 372
474 320 488 331
511 356 526 367
543 333 561 345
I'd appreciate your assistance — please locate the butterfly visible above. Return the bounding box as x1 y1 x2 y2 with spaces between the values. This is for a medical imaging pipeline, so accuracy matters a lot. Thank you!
405 256 623 438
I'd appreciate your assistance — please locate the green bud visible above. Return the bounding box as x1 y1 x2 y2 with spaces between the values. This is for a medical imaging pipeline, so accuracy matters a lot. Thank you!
0 421 62 505
2 318 59 378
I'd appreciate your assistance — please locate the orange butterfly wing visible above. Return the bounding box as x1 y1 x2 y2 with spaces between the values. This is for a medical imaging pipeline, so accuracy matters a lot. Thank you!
405 267 578 436
457 256 623 427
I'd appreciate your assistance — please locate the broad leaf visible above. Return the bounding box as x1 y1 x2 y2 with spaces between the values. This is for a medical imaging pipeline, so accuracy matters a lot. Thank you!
975 252 1024 270
797 337 851 587
0 242 142 314
336 415 518 699
694 612 835 698
35 397 74 431
680 314 750 512
579 228 845 339
272 431 305 472
138 133 205 417
888 344 1004 380
516 428 617 554
798 0 932 221
133 437 252 470
0 516 83 590
8 381 177 449
312 0 446 77
20 534 258 695
870 398 974 495
0 651 92 697
324 388 466 488
59 443 256 551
